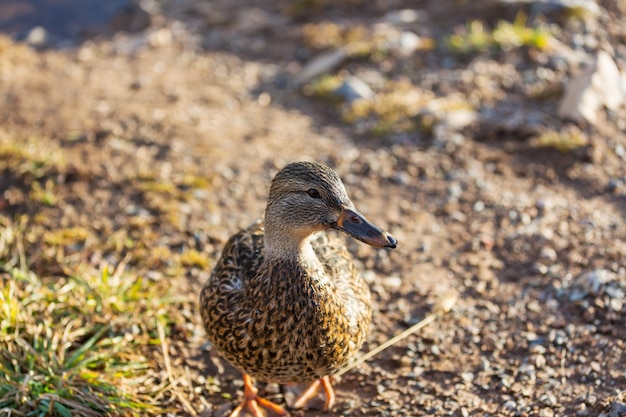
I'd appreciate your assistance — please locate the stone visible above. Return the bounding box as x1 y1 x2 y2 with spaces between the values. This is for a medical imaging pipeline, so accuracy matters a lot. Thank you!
558 50 626 125
574 269 617 295
389 31 423 56
26 26 49 49
333 76 375 102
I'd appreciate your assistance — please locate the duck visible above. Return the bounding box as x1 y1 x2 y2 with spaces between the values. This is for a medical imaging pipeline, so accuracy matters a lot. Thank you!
200 161 397 416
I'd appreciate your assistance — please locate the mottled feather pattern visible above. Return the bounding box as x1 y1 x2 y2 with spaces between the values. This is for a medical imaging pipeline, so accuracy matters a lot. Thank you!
199 161 396 414
200 220 371 383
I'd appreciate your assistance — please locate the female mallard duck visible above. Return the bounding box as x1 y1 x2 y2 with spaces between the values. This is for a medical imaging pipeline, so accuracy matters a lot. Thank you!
200 161 397 416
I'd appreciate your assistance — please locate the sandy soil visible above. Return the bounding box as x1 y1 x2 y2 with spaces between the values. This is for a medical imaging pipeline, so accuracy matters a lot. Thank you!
1 0 625 416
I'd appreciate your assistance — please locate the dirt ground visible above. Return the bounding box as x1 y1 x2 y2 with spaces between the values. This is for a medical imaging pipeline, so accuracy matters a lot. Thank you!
1 0 625 416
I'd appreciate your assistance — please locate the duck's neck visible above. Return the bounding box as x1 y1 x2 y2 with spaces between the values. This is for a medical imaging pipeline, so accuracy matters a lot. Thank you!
264 228 310 259
261 228 335 305
263 226 325 273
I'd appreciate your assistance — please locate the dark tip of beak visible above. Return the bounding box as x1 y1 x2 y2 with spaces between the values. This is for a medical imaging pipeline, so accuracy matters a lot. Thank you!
334 207 398 249
385 233 398 249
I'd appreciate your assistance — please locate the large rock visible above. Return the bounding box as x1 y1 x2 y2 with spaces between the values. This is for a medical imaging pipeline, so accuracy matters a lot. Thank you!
558 50 626 124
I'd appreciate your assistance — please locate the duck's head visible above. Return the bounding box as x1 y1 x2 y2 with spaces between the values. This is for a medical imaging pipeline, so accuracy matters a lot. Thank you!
264 161 397 255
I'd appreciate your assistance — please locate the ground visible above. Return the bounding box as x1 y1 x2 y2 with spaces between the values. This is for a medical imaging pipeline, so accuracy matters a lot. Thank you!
0 0 625 416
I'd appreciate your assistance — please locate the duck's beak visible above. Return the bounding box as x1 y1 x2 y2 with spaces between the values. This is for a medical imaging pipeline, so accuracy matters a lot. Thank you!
332 207 397 249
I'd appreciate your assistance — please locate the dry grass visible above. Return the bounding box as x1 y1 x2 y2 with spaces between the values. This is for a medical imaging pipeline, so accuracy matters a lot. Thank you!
0 214 195 416
300 14 551 137
536 127 589 153
445 13 553 54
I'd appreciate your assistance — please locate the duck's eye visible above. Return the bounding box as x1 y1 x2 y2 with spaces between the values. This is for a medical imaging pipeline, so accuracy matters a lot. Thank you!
307 188 321 199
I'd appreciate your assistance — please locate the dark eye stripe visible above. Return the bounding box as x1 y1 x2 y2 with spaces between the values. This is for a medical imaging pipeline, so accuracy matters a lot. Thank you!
307 188 321 199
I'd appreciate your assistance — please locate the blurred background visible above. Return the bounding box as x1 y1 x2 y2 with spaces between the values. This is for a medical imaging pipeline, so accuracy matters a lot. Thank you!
0 1 625 416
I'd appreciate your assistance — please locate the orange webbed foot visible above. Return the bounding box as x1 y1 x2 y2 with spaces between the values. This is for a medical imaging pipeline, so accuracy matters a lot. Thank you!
231 374 288 417
293 375 335 411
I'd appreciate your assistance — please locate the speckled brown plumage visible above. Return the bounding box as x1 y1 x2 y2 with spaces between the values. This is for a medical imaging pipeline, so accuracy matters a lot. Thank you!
200 220 371 383
199 161 396 415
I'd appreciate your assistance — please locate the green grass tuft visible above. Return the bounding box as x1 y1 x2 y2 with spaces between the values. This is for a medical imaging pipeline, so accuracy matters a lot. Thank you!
444 13 553 55
536 128 588 153
0 135 66 181
0 215 191 416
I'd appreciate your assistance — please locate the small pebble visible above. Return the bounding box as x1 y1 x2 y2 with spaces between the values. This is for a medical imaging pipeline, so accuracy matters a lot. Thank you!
333 76 375 102
530 344 547 354
503 400 517 410
539 247 558 263
461 371 474 382
26 26 49 48
393 171 411 185
606 178 623 192
532 262 549 275
382 275 402 289
473 200 485 212
536 198 551 214
534 354 547 368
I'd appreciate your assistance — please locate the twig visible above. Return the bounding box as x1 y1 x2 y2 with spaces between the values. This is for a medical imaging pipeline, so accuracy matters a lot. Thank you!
335 293 458 377
157 318 198 416
0 407 27 417
112 253 132 281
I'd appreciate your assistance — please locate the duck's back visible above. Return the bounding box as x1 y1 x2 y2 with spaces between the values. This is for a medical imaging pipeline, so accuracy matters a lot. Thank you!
199 220 372 383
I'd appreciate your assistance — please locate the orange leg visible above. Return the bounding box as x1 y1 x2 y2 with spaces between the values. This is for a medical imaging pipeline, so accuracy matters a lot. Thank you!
293 375 335 411
230 374 288 417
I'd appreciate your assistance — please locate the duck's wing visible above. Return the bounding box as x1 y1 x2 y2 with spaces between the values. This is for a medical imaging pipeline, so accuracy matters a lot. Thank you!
199 220 265 328
213 220 265 287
